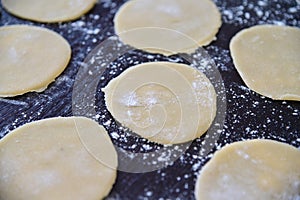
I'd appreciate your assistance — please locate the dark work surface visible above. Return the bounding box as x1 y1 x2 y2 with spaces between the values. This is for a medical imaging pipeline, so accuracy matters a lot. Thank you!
0 0 300 199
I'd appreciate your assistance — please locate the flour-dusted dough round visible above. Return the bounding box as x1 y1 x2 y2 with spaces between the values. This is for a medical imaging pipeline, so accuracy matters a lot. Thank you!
103 62 216 144
195 139 300 200
230 25 300 101
114 0 222 55
0 25 71 97
1 0 97 23
0 117 118 200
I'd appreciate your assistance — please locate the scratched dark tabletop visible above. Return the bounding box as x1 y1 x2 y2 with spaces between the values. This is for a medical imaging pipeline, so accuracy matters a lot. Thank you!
0 0 300 199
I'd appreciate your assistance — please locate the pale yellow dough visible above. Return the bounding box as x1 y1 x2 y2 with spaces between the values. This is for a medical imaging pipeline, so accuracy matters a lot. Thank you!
0 117 118 200
103 62 216 144
0 25 71 97
230 25 300 101
195 139 300 200
114 0 222 55
1 0 97 23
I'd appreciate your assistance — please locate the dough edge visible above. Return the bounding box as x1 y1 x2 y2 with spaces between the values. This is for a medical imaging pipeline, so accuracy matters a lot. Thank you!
194 139 300 200
0 24 71 97
0 116 118 200
229 24 300 101
113 0 222 55
103 61 217 144
1 0 98 23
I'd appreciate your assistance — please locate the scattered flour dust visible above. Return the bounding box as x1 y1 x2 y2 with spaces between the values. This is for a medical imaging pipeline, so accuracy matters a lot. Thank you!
1 0 300 199
215 0 300 27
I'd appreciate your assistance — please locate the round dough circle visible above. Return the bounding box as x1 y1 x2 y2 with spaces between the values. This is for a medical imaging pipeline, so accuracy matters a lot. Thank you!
195 139 300 200
1 0 97 23
103 62 216 144
230 25 300 101
0 25 71 97
114 0 222 55
0 117 118 200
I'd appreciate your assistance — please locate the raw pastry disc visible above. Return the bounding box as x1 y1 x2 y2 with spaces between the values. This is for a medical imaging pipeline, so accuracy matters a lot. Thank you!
1 0 97 23
103 62 216 144
0 25 71 97
0 117 118 200
195 139 300 200
230 25 300 101
114 0 222 55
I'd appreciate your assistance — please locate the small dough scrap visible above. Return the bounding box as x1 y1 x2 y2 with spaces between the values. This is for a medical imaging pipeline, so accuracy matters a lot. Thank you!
0 25 71 97
103 62 216 144
0 117 118 200
1 0 97 23
230 25 300 101
195 139 300 200
114 0 222 55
